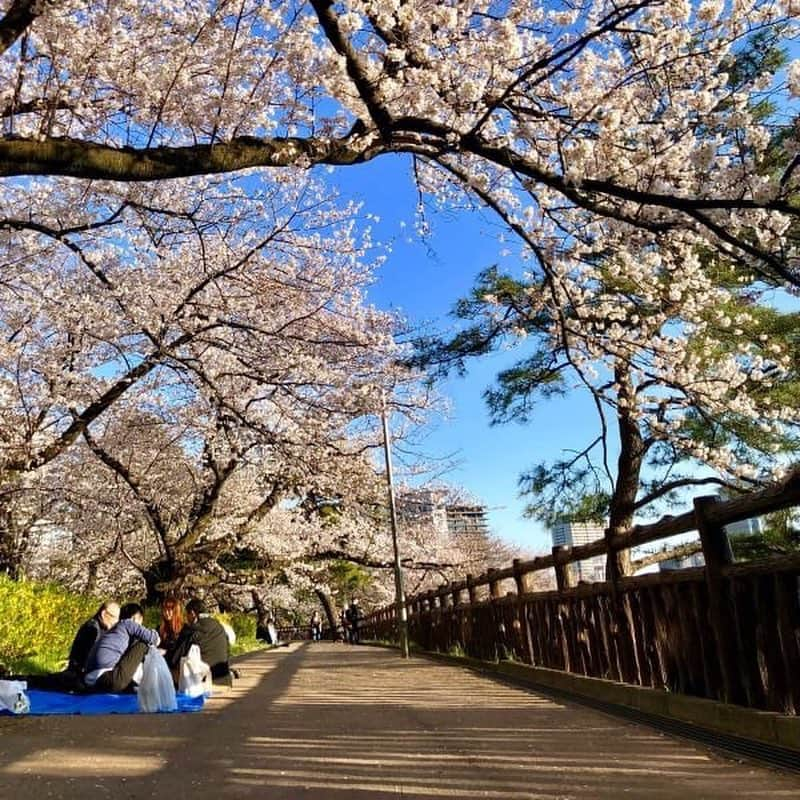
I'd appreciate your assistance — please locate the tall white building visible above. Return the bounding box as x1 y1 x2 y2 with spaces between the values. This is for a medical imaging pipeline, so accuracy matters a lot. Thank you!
550 521 607 583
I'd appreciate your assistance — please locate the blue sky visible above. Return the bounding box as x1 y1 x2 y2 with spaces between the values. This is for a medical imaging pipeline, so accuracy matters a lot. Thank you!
329 156 598 555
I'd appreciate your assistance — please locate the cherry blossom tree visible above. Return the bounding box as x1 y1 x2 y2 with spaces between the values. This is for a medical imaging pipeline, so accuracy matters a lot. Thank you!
404 23 800 578
34 413 498 607
416 242 800 578
0 172 392 460
0 1 797 288
0 169 415 575
39 404 389 600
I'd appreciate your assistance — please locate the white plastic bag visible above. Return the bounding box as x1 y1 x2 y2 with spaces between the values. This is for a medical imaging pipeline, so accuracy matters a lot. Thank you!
0 679 30 715
178 643 212 698
137 646 177 713
221 621 236 645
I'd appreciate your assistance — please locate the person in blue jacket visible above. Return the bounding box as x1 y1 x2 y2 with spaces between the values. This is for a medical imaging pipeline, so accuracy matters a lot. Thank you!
84 602 160 693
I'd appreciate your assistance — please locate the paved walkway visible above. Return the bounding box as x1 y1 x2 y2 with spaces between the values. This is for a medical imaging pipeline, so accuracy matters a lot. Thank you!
1 643 799 799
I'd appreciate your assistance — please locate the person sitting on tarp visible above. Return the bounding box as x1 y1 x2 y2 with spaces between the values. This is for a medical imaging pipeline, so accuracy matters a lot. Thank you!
158 595 185 658
84 602 160 693
68 600 121 678
16 599 120 692
169 598 230 683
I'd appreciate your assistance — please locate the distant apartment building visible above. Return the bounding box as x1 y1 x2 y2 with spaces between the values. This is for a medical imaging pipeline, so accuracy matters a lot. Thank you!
725 517 764 537
446 505 490 538
396 488 449 536
659 551 706 571
396 489 489 539
550 521 607 583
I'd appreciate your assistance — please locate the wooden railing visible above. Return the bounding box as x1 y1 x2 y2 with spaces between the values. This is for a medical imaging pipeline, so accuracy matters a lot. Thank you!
361 470 800 714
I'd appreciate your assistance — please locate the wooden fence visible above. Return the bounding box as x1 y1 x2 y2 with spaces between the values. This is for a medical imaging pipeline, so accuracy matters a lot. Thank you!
361 471 800 714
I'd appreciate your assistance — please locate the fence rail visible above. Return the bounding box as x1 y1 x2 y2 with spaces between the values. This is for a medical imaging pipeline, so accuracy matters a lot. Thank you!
361 469 800 714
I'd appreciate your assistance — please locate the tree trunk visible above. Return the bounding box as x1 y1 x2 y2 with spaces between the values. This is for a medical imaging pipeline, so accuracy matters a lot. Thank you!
0 531 21 578
141 557 182 604
0 505 28 579
315 587 340 639
602 365 648 684
605 364 645 581
250 589 270 640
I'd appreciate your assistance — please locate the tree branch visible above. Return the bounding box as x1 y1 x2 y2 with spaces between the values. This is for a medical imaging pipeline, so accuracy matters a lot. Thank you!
81 428 169 544
631 539 702 572
307 547 458 571
633 475 738 511
0 132 382 180
0 0 46 56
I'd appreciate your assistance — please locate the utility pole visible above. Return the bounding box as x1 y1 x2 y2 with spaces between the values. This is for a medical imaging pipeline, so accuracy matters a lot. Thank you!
381 395 410 659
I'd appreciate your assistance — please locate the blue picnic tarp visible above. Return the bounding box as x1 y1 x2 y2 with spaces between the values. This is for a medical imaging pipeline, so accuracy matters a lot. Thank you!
1 689 205 716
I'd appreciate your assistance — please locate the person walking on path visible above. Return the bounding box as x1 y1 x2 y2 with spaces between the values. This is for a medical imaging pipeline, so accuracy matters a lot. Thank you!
309 611 322 641
347 599 363 645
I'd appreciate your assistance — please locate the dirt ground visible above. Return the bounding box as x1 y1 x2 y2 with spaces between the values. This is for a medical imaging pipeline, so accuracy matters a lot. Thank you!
0 642 798 799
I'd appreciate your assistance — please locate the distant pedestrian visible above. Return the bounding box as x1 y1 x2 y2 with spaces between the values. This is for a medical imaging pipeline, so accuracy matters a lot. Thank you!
310 611 322 641
261 616 280 646
340 607 350 643
347 598 363 645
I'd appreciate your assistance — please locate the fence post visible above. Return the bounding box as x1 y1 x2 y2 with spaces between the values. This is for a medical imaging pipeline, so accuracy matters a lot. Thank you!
694 494 744 705
551 546 574 592
513 558 535 665
512 558 529 595
488 568 502 600
466 574 477 605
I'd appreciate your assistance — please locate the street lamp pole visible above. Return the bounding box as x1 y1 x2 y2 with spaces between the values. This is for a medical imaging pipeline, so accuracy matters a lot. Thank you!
381 395 410 659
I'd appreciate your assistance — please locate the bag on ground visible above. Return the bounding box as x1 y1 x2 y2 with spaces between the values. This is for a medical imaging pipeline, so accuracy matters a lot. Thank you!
137 646 178 713
0 679 30 715
221 621 236 645
178 644 212 698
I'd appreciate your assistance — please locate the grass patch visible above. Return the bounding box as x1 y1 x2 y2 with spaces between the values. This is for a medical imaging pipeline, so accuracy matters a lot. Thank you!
218 611 265 657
